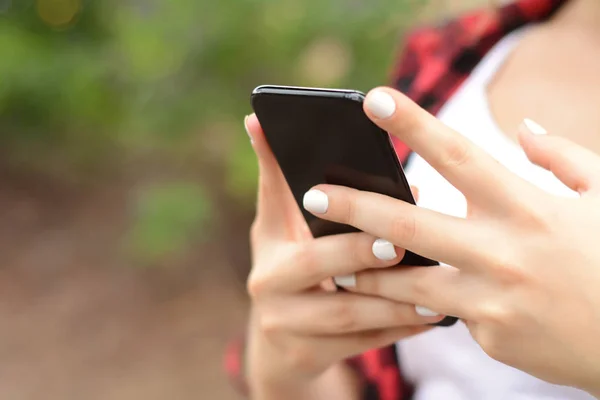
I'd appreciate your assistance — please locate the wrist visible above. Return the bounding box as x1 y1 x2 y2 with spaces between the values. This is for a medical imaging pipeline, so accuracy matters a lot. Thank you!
246 349 320 400
246 329 316 388
248 359 357 400
246 319 327 398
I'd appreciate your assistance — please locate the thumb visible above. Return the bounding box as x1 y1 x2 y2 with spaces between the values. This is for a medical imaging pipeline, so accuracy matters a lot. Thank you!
518 118 600 195
245 114 299 239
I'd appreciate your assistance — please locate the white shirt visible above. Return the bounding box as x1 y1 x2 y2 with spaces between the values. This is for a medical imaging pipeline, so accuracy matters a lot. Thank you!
398 26 594 400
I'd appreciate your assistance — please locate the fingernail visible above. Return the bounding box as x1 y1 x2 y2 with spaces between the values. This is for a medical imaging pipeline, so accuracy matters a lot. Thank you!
244 115 254 143
364 90 396 119
334 274 356 288
303 189 328 214
415 305 439 317
522 118 547 135
372 239 397 261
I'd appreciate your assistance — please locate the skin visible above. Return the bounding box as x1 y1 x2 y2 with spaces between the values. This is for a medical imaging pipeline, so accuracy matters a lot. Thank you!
305 88 600 395
245 0 600 398
244 114 442 400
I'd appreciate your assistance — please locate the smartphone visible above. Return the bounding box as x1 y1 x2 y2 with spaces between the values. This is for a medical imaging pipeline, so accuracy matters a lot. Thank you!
251 85 456 327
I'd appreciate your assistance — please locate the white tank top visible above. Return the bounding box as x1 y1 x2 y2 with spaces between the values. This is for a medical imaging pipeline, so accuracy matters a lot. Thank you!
398 26 594 400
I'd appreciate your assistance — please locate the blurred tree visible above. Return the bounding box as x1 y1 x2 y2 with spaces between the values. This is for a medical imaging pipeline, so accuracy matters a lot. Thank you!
0 0 426 263
127 182 211 265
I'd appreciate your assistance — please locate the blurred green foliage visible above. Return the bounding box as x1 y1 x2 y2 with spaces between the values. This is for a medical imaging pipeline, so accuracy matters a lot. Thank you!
127 182 211 264
0 0 425 262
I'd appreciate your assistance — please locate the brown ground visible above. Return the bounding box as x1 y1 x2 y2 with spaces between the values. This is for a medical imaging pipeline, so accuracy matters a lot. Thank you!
0 167 250 400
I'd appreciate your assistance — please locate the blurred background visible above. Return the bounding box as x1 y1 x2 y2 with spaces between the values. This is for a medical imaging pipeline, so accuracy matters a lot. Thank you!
0 0 483 398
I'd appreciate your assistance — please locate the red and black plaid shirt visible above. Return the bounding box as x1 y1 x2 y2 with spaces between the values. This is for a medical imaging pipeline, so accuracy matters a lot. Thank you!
225 0 567 398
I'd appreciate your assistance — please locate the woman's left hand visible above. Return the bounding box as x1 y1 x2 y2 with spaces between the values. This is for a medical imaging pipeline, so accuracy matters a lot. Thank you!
302 87 600 395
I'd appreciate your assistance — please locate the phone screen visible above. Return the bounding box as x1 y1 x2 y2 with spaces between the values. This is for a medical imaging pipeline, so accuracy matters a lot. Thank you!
251 86 434 267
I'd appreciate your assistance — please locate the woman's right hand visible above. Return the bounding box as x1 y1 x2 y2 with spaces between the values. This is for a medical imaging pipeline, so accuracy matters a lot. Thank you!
243 114 444 397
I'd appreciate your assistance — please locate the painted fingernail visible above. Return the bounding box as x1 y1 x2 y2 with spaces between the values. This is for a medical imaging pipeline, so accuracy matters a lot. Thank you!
364 90 396 119
372 239 397 261
244 115 254 143
522 118 547 135
415 305 439 317
334 274 356 288
303 190 328 214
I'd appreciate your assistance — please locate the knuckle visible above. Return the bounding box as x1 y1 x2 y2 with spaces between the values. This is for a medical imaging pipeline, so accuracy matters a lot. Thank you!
357 270 380 295
485 253 529 285
247 271 270 300
388 213 417 245
361 327 393 343
350 235 374 269
410 270 433 301
341 193 358 226
256 313 282 338
532 206 556 233
293 243 321 282
440 137 472 168
473 300 518 328
391 303 414 325
328 298 359 332
516 200 554 231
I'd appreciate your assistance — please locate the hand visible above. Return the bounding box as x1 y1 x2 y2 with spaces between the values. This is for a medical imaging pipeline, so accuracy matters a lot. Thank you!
243 114 443 395
301 87 600 395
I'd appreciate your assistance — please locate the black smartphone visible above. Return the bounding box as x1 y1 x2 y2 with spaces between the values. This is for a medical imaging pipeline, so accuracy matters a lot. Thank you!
251 85 456 327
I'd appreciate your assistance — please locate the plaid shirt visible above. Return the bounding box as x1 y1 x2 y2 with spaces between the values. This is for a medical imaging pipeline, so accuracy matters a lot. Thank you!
225 0 567 398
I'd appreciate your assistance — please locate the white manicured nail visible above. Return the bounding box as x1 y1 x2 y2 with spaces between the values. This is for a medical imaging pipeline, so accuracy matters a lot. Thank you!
372 239 397 261
334 274 356 288
415 305 439 317
244 115 254 143
364 90 396 119
523 118 547 135
303 190 328 214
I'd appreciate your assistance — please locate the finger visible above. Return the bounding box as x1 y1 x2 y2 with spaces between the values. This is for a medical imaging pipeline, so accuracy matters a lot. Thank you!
411 185 419 203
323 163 406 198
363 87 537 210
340 265 469 319
518 119 600 195
302 185 480 268
289 325 431 375
246 114 303 239
274 232 405 292
262 292 443 335
246 114 278 166
326 325 432 361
